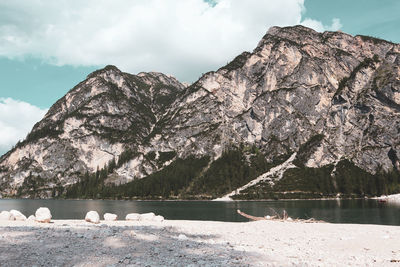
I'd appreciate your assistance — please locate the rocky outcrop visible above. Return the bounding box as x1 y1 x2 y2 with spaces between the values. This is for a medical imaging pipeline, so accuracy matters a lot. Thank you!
0 25 399 199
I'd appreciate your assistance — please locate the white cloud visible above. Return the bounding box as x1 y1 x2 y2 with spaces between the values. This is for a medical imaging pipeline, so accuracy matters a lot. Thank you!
301 18 342 32
0 0 341 82
0 98 47 156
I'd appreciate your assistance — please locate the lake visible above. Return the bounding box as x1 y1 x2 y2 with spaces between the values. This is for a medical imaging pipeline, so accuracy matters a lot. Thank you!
0 199 399 225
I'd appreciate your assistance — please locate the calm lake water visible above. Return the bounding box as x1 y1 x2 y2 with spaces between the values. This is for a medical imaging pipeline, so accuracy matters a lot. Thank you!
0 199 399 225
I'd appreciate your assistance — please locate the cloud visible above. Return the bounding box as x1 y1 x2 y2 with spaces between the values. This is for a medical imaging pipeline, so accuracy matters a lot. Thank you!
301 18 342 32
0 98 47 156
0 0 341 82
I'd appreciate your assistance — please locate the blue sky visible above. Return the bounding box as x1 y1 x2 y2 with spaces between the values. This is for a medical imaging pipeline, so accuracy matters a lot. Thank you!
305 0 399 43
0 0 398 155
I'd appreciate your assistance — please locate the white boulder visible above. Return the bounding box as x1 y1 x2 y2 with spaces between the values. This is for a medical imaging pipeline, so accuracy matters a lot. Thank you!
153 215 164 222
10 210 27 221
178 234 188 240
27 215 36 222
126 212 162 221
139 212 156 221
85 211 100 224
125 213 141 221
104 213 118 221
35 207 52 223
0 211 15 221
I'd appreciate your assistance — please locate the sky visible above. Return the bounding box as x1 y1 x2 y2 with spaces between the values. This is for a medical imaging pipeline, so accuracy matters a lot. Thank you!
0 0 399 155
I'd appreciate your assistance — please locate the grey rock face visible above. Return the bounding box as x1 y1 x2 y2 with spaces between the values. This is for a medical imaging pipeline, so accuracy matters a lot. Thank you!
0 66 186 195
0 25 399 197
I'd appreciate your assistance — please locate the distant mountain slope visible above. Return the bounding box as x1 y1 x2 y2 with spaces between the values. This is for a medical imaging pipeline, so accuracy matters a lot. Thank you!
1 25 400 199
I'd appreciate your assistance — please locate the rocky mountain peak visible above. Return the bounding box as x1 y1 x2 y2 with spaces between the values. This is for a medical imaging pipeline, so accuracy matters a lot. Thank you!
137 71 186 91
265 25 318 38
87 65 122 79
1 25 400 200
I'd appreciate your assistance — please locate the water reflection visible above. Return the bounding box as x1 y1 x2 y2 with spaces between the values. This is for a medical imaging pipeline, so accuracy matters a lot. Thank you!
0 199 399 225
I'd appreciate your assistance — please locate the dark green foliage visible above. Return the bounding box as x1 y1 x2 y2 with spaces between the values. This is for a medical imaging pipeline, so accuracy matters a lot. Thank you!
16 174 61 198
64 146 280 200
332 160 399 197
275 165 335 195
87 65 120 79
16 125 63 149
371 65 400 112
256 33 301 53
187 145 281 198
235 159 400 200
334 56 380 97
354 103 371 114
0 165 8 173
116 149 137 168
62 150 400 200
146 151 156 161
388 148 398 167
335 48 352 58
189 149 248 198
293 134 324 167
144 150 177 168
124 73 152 93
384 168 400 194
357 35 395 45
65 161 115 199
17 174 47 195
336 78 348 96
108 158 116 173
220 52 251 71
66 156 209 199
103 156 209 199
152 83 182 108
65 156 122 199
154 94 175 107
234 164 334 200
157 151 176 166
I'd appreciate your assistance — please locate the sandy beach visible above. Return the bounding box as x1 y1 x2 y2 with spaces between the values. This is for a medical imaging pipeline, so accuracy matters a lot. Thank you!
1 219 400 266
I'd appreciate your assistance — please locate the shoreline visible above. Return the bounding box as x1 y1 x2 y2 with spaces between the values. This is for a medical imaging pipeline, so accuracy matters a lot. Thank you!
1 219 400 266
0 196 379 201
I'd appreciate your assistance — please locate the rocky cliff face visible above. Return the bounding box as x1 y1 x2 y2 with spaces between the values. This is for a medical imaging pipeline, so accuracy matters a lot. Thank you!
1 25 400 199
0 66 186 196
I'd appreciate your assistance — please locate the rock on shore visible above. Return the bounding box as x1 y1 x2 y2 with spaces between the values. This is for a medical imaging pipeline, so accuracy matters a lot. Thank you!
0 211 14 221
125 213 140 221
0 210 27 221
103 213 117 221
85 211 100 224
10 210 26 221
35 207 52 223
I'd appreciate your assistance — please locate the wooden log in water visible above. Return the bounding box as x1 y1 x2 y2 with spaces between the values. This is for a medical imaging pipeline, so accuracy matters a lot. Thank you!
237 209 323 223
237 209 267 221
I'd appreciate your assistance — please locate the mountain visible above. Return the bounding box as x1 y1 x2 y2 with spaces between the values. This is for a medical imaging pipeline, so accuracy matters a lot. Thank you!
1 25 400 199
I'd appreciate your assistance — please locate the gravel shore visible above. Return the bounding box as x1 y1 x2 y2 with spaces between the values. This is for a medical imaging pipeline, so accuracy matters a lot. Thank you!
1 219 400 266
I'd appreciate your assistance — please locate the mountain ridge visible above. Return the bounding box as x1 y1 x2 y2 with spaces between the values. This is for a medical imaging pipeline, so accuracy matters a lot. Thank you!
1 25 400 199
